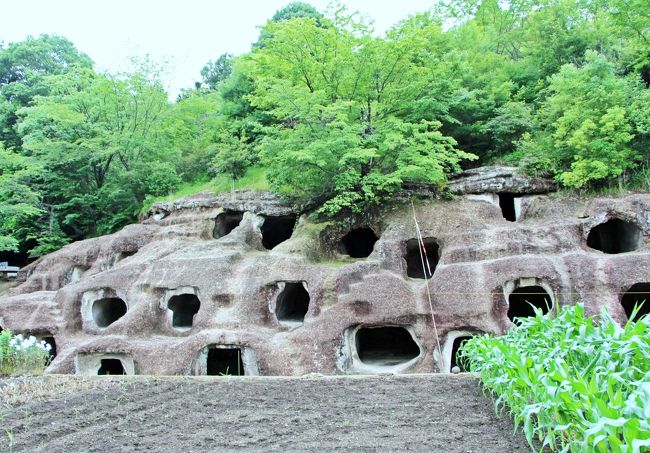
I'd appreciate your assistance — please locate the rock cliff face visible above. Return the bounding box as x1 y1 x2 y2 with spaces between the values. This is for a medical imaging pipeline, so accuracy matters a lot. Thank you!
1 168 648 376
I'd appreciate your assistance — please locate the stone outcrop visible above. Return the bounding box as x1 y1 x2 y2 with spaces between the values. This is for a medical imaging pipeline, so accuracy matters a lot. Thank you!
1 169 648 376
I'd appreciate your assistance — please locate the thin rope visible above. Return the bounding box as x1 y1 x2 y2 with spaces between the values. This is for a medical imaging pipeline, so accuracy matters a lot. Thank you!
411 200 443 366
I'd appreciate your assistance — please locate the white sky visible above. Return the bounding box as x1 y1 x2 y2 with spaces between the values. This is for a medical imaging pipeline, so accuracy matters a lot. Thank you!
1 0 436 98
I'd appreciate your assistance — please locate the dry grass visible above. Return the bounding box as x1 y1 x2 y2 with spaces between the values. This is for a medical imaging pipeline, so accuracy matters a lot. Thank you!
0 375 121 407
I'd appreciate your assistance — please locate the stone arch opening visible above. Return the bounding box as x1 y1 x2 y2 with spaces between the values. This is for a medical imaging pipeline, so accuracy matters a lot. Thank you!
439 330 483 373
339 227 379 258
167 294 201 328
498 193 519 222
213 210 244 239
587 218 641 254
98 358 125 375
355 326 420 367
275 282 310 323
405 238 440 279
507 286 552 323
621 283 650 322
207 347 244 376
450 336 472 371
92 297 127 327
261 215 296 250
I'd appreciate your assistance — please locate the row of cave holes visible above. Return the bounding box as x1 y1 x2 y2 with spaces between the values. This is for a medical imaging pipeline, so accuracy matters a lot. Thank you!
89 282 650 375
493 195 644 255
94 347 244 376
90 282 311 329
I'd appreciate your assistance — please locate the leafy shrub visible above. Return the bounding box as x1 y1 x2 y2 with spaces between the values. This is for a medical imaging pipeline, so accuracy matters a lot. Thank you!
0 330 52 376
461 304 650 452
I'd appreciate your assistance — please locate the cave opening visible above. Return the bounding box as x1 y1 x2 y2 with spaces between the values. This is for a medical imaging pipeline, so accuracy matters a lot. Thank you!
355 326 420 367
167 294 201 328
405 238 440 279
261 215 296 250
213 210 244 239
507 286 552 323
276 282 310 323
43 336 57 358
587 218 641 254
92 297 127 327
498 193 518 222
450 336 472 372
207 347 244 376
621 283 650 322
339 227 379 258
98 358 126 375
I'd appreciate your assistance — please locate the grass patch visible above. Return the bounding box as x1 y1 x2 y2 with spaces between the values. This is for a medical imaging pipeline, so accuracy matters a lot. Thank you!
461 304 650 452
142 167 270 212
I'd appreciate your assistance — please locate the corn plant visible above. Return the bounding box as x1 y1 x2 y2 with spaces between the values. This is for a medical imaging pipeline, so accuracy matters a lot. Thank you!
0 330 52 376
461 304 650 453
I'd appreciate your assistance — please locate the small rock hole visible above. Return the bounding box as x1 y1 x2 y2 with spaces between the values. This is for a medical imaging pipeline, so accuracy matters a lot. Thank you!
340 227 378 258
261 215 296 250
498 193 518 222
405 238 440 279
167 294 201 328
276 282 310 323
92 297 127 328
587 218 641 254
450 336 472 372
98 358 125 375
213 211 244 239
621 283 650 322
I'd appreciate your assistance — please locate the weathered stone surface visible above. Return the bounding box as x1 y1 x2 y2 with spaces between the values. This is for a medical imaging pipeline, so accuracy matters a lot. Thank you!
1 187 648 377
447 165 557 194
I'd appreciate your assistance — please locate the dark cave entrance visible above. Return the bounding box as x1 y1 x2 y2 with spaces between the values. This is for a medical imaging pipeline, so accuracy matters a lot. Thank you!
43 336 57 358
587 218 641 254
98 358 126 375
207 347 244 376
213 210 244 239
507 286 552 323
355 326 420 366
621 283 650 322
450 336 472 372
498 193 518 222
261 215 297 250
405 238 440 279
92 297 127 327
167 294 201 328
339 227 379 258
276 282 310 323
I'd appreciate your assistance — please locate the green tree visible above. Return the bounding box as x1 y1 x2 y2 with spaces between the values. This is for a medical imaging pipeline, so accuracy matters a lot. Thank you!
200 53 233 90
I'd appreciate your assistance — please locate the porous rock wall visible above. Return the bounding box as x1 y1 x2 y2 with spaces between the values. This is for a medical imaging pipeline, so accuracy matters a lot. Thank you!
1 168 648 376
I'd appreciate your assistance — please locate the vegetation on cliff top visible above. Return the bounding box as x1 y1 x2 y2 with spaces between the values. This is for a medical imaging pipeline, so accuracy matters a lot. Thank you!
1 0 649 258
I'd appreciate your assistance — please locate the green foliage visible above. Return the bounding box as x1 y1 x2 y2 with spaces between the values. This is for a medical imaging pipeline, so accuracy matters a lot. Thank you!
461 304 650 452
519 52 648 188
200 53 233 90
0 330 52 376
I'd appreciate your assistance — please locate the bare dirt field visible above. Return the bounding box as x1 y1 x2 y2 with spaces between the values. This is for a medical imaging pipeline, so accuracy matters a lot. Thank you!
0 373 530 452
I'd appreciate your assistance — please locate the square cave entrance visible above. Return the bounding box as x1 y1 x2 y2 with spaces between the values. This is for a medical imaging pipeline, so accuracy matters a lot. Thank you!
193 345 250 376
339 227 379 258
274 282 310 324
405 238 440 279
261 215 297 250
98 358 126 375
